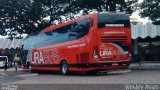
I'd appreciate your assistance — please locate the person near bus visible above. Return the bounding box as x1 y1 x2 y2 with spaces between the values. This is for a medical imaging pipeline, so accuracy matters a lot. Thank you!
4 60 8 71
13 53 21 71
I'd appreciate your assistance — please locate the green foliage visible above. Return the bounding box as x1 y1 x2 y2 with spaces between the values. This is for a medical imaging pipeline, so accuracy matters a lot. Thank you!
0 0 71 35
0 0 138 35
140 0 160 24
64 0 138 15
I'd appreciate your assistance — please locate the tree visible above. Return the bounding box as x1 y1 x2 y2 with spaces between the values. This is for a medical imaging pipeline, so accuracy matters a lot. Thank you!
0 0 138 36
64 0 138 15
140 0 160 25
0 0 72 35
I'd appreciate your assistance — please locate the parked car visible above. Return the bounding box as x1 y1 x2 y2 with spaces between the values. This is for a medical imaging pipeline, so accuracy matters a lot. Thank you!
0 56 8 68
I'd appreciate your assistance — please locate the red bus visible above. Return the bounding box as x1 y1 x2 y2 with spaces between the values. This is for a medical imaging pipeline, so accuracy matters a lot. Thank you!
26 12 131 75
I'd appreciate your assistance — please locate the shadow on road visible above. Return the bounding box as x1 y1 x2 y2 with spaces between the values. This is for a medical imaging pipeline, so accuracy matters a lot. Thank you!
31 69 131 76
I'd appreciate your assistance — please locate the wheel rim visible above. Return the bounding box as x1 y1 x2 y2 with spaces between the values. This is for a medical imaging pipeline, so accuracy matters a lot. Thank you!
62 62 68 74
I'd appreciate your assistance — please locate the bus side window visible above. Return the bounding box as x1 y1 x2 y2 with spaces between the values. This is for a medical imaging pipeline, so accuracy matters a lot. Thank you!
76 18 91 38
68 23 79 40
34 18 91 48
69 18 91 40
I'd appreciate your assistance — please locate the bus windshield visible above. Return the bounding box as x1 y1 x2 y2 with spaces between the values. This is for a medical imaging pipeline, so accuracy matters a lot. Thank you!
98 13 130 28
0 57 7 61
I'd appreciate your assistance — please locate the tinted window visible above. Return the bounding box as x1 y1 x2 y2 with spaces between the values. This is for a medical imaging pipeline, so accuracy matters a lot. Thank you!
69 18 91 40
98 13 130 28
23 36 37 50
0 57 7 61
35 18 91 48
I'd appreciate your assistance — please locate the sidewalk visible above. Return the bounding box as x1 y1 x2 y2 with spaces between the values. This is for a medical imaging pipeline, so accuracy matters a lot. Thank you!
129 62 160 70
0 67 23 72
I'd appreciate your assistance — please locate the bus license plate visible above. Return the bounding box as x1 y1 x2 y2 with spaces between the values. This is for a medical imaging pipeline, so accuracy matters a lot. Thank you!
112 63 118 66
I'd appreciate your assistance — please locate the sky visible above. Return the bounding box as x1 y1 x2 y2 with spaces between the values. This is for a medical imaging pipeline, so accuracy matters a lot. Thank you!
130 12 150 24
138 0 143 3
130 0 150 24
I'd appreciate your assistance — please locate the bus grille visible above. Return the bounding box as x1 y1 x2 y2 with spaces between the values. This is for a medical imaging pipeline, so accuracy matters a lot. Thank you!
101 36 127 43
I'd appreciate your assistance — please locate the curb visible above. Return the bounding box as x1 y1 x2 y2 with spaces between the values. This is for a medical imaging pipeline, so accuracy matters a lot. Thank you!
15 73 38 77
129 63 160 70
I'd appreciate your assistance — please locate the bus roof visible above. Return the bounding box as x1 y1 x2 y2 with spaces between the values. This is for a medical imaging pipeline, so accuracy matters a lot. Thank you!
41 12 128 33
99 12 127 15
98 12 129 18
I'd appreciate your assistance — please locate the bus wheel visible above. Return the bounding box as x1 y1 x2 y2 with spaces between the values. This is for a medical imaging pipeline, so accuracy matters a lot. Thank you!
60 61 69 75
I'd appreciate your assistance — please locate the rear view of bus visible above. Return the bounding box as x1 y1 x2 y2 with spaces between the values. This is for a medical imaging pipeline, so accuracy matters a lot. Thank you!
92 12 131 70
26 12 131 75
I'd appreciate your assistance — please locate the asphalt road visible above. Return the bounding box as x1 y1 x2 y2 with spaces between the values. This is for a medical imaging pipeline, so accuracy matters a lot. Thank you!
0 68 160 84
0 67 160 90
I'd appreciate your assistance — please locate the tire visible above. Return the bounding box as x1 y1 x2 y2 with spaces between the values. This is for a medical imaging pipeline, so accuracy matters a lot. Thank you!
60 61 69 75
26 62 30 69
